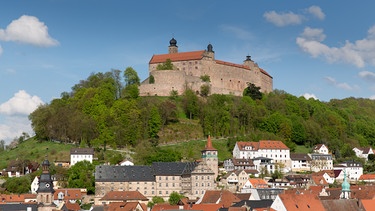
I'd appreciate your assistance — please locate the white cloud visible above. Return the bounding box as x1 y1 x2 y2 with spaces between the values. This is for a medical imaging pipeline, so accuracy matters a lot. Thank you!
0 15 59 47
324 76 357 91
307 6 325 20
0 90 43 144
219 25 253 40
370 95 375 100
302 93 318 100
0 90 44 115
359 70 375 82
296 26 375 68
263 11 304 27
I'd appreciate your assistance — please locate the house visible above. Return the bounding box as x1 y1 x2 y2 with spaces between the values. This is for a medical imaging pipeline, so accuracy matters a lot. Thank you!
232 141 290 168
196 190 241 208
313 144 329 154
223 158 256 172
312 170 335 184
221 170 249 192
53 188 85 207
70 148 94 165
243 178 268 189
230 200 273 211
119 159 134 166
353 147 374 161
271 191 325 211
107 202 147 211
333 160 363 181
290 153 311 172
285 174 310 188
309 153 333 172
31 176 39 194
252 157 276 174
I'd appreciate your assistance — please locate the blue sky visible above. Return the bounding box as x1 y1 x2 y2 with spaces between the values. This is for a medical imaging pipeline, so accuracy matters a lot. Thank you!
1 1 375 143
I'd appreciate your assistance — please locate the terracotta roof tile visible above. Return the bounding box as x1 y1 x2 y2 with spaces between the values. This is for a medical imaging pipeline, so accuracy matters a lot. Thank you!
54 189 82 200
64 201 81 211
108 202 147 211
149 50 205 64
361 199 375 210
359 174 375 180
203 135 216 151
278 192 325 211
99 191 148 201
248 178 268 188
258 140 289 150
200 190 241 208
215 60 250 70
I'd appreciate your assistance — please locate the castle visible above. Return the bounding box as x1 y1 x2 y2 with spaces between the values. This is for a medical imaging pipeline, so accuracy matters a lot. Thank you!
139 38 273 96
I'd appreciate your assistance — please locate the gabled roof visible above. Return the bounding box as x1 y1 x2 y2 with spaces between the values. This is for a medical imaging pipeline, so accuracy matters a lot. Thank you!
231 158 254 166
64 201 81 211
231 199 273 209
70 148 94 155
320 199 360 211
99 191 148 201
236 140 289 151
54 188 82 200
314 144 326 150
290 153 312 161
200 190 241 208
107 202 147 211
278 192 325 211
248 178 268 188
149 50 205 64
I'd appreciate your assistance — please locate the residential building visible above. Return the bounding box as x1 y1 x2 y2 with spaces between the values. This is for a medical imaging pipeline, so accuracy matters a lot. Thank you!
290 153 311 172
313 144 329 154
220 169 249 192
70 148 94 166
309 153 333 172
353 147 374 161
333 160 363 181
98 191 148 205
223 158 256 172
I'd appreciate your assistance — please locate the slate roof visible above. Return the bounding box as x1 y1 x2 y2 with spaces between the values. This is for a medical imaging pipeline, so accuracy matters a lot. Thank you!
290 153 312 161
320 199 361 211
0 204 38 211
95 162 198 182
231 199 273 209
95 165 154 182
70 148 94 155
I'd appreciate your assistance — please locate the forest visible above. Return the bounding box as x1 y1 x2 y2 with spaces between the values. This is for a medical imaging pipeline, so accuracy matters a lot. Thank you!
28 67 375 163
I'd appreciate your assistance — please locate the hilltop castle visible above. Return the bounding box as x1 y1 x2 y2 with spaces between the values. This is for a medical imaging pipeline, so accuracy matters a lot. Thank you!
139 38 273 96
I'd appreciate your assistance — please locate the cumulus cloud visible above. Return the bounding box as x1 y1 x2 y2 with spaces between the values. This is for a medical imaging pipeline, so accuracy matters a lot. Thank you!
302 93 318 100
263 11 304 27
324 76 357 91
0 15 59 47
0 90 43 144
307 6 325 20
0 90 44 115
296 26 375 68
219 25 253 40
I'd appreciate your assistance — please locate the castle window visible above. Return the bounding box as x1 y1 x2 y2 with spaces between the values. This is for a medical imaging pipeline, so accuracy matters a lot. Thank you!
195 61 198 64
195 66 198 69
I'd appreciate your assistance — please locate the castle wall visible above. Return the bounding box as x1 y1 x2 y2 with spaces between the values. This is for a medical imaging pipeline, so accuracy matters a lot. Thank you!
140 51 273 97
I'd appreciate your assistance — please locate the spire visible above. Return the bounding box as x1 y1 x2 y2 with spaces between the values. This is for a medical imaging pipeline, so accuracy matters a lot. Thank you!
341 170 350 199
204 135 216 151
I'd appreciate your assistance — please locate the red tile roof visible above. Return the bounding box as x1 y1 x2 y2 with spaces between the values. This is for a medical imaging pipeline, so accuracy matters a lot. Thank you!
236 140 289 150
108 202 147 211
359 174 375 180
204 135 216 151
99 191 148 201
64 201 81 211
54 189 83 200
0 194 24 203
216 60 250 70
248 178 268 188
361 199 375 211
278 192 325 211
200 190 241 208
149 50 205 64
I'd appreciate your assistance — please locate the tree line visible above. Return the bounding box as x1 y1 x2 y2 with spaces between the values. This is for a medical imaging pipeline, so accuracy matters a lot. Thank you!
29 68 375 161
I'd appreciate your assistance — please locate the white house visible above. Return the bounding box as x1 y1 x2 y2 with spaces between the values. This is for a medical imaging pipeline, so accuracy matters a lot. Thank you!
313 144 329 154
31 176 39 194
70 148 94 166
309 153 333 172
232 140 291 170
333 160 363 181
290 153 311 172
353 147 373 161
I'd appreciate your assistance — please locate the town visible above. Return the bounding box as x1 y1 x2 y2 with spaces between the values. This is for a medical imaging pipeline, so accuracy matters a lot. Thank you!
1 137 375 211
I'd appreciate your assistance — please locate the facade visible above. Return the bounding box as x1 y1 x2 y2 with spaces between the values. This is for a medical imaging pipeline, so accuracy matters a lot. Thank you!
223 158 256 172
139 38 273 97
95 136 217 203
309 153 333 172
334 161 363 181
290 153 311 172
353 147 374 161
233 141 291 171
70 148 94 166
313 144 329 154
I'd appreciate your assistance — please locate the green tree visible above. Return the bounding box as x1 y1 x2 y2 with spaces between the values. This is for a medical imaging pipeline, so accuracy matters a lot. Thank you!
147 196 165 208
148 106 162 139
156 59 174 70
200 74 211 82
182 89 200 119
200 84 210 97
3 176 31 194
67 161 95 194
168 191 184 205
149 75 155 84
123 67 140 86
243 82 262 100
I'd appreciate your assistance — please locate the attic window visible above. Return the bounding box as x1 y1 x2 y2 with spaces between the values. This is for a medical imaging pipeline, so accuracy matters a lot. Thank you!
296 205 299 208
307 205 310 208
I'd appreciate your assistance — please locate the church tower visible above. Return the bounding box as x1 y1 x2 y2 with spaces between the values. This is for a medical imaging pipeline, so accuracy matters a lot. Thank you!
168 37 178 54
201 135 218 181
37 157 55 210
340 170 351 199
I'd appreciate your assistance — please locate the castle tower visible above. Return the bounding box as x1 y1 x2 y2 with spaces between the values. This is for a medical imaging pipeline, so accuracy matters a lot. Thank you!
204 43 215 60
37 157 56 210
243 55 256 69
340 170 351 199
201 135 218 181
168 37 178 54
